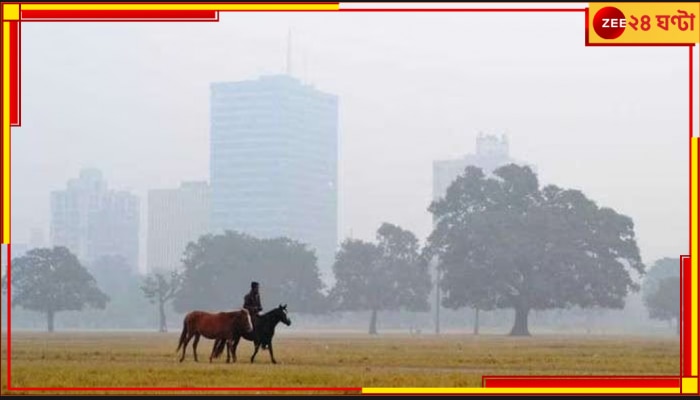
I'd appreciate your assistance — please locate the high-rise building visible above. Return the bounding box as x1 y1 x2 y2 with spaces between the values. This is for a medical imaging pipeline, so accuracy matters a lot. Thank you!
432 133 536 203
209 74 339 285
147 181 210 274
50 168 140 272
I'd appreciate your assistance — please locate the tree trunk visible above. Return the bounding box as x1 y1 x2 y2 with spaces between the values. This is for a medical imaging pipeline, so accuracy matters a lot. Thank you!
158 301 167 333
473 308 480 335
369 309 378 335
47 310 55 333
509 306 530 336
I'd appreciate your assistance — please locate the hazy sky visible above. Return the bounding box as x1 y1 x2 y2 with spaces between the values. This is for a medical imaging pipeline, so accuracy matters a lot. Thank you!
12 4 699 273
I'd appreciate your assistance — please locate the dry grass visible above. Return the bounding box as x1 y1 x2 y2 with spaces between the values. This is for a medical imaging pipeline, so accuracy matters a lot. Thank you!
0 331 679 395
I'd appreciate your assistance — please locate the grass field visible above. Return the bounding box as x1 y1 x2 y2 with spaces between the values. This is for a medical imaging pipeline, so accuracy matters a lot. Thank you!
0 331 680 395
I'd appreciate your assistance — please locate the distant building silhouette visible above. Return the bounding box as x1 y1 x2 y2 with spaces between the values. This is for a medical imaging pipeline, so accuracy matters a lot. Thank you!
147 181 210 274
50 168 140 272
209 74 339 285
432 133 537 204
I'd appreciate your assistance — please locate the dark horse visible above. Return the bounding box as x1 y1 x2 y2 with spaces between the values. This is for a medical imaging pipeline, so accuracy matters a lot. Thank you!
212 304 291 364
176 308 253 363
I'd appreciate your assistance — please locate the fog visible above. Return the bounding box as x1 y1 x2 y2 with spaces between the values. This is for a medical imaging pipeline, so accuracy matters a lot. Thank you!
3 4 698 334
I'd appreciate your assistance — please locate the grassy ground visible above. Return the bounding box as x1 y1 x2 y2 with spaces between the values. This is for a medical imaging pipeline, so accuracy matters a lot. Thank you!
0 331 679 395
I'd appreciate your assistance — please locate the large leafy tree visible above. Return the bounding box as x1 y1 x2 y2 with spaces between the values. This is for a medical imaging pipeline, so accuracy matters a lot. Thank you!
644 276 680 335
425 164 644 336
173 231 326 315
641 257 680 301
9 247 109 332
642 258 681 334
141 271 182 333
330 223 431 334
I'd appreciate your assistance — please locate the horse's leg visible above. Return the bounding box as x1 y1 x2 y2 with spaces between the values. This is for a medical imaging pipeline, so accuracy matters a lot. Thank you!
209 339 218 363
180 331 194 362
192 334 201 362
268 342 277 364
251 342 261 363
225 339 232 364
231 336 240 363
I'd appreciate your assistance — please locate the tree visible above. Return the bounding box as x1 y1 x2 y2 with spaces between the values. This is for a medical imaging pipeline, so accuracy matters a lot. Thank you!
641 257 680 302
141 271 182 332
173 231 327 315
330 223 432 334
644 276 680 334
425 164 645 336
9 247 109 332
642 258 681 335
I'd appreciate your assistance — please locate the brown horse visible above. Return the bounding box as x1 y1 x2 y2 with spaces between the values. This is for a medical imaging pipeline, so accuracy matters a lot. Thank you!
176 309 253 363
211 304 291 364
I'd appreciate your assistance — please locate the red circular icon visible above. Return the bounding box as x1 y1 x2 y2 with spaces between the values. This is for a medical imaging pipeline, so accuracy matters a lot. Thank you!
593 7 627 40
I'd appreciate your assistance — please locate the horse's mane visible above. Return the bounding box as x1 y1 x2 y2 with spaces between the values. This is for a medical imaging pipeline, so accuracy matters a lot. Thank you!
259 306 283 319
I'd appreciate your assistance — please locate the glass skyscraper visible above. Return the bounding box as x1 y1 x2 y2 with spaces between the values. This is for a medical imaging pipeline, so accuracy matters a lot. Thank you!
210 74 339 285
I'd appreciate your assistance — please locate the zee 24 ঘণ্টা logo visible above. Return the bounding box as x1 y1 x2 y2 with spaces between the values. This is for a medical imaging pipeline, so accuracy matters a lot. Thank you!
592 6 696 40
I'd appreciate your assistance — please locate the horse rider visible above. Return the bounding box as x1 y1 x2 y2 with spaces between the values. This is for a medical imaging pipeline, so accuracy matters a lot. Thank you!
243 281 267 349
243 281 263 318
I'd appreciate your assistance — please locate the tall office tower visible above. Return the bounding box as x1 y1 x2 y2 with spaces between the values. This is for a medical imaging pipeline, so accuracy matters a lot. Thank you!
210 74 339 286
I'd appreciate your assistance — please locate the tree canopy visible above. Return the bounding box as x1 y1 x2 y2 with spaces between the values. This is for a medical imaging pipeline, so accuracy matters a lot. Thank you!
172 231 327 315
425 164 645 336
9 246 109 332
642 258 681 334
643 276 680 334
329 222 431 334
641 257 680 300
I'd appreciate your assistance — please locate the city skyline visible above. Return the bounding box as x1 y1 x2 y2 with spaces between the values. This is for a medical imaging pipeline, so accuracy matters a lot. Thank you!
10 11 696 274
25 131 534 278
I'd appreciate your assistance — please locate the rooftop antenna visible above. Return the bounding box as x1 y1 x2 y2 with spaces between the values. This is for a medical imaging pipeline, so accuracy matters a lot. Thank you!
303 50 309 84
286 28 293 76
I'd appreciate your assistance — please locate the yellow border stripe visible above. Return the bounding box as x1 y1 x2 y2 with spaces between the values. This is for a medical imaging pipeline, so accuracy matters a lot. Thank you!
2 22 10 244
361 388 680 394
692 137 698 376
21 3 339 11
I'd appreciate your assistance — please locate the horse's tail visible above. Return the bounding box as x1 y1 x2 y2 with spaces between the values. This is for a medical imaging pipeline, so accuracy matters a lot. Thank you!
211 339 226 359
176 318 188 353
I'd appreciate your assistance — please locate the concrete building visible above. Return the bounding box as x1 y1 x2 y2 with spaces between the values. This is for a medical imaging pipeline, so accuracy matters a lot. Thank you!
433 133 537 203
209 74 339 285
147 181 210 274
50 168 140 272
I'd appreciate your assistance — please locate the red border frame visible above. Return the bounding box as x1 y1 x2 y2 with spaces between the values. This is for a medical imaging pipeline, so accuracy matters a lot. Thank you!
1 1 696 394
